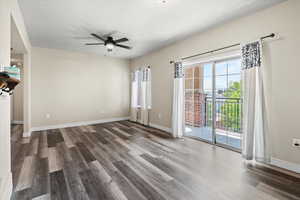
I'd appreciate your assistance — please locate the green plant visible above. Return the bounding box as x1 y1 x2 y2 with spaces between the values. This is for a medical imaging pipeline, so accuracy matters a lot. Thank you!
220 81 242 132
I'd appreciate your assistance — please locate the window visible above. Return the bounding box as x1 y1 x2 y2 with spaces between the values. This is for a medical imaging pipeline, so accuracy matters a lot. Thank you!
131 68 151 109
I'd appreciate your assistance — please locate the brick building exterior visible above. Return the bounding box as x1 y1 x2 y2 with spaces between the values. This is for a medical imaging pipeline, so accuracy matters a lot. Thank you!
185 66 206 127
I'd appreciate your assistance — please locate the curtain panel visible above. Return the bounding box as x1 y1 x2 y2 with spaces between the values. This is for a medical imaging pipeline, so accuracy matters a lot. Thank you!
241 40 269 162
140 67 151 125
172 62 185 138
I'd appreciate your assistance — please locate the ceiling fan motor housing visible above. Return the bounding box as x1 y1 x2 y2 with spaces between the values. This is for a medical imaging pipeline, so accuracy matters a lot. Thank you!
105 37 115 46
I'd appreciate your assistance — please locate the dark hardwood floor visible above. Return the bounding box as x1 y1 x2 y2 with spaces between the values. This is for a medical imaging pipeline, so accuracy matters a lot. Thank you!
10 121 300 200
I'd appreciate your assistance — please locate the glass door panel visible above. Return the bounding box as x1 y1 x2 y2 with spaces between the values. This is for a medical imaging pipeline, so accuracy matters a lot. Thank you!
184 63 213 142
214 59 242 150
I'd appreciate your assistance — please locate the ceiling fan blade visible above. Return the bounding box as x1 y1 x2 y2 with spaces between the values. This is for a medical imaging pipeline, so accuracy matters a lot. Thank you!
114 38 129 43
91 33 106 42
115 44 132 50
85 43 104 45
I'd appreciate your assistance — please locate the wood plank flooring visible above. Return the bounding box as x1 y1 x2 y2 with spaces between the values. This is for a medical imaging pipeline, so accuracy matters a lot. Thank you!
11 121 300 200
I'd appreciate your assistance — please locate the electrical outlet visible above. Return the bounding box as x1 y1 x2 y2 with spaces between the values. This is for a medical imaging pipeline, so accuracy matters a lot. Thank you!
292 139 300 147
46 113 51 119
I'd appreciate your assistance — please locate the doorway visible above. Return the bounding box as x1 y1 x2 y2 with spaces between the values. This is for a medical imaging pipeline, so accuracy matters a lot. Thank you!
184 57 242 151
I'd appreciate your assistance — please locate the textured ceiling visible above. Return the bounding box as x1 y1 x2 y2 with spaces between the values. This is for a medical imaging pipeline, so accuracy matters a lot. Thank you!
18 0 285 58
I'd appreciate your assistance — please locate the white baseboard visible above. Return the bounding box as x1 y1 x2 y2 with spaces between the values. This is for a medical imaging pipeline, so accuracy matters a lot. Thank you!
11 120 24 125
270 157 300 174
149 123 172 133
0 172 12 200
30 117 130 132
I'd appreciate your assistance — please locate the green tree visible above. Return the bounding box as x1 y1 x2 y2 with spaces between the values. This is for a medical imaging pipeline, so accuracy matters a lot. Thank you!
223 81 241 98
220 81 242 132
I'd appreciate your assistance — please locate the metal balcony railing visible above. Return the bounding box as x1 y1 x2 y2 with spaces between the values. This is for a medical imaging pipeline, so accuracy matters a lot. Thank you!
205 97 243 133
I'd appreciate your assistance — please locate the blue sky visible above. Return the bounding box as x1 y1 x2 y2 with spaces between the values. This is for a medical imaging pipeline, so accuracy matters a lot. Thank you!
203 59 241 92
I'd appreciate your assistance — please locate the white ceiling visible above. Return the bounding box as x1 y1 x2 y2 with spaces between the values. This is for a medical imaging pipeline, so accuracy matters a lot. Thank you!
18 0 285 59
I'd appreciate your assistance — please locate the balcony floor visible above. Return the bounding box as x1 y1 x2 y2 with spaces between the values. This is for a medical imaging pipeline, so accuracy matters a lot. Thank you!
185 125 241 149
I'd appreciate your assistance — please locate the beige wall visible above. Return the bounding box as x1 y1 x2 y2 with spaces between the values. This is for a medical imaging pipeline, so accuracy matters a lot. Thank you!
0 0 12 189
131 0 300 165
11 54 24 122
0 0 31 198
31 47 130 127
12 66 24 122
10 0 32 136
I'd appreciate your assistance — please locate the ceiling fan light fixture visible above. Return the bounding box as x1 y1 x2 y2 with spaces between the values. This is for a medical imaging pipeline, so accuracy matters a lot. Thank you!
106 42 114 51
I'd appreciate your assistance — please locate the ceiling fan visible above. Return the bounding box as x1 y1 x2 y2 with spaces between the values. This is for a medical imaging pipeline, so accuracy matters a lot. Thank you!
85 33 132 52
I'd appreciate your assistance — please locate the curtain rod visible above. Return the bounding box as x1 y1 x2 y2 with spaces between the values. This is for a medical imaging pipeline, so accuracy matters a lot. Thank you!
170 33 275 64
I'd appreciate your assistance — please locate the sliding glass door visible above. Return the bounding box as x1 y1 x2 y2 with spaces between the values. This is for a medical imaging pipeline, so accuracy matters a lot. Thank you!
184 57 242 151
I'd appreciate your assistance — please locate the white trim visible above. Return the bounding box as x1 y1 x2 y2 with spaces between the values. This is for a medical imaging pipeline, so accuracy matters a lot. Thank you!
30 117 130 132
11 120 24 125
270 157 300 174
149 123 172 133
0 172 12 200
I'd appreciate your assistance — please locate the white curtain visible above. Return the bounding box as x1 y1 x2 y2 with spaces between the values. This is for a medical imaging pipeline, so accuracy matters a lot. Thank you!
130 71 138 122
140 67 151 125
172 62 185 138
241 40 269 162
